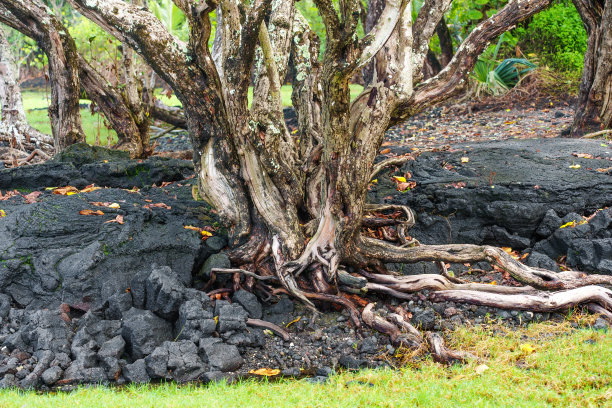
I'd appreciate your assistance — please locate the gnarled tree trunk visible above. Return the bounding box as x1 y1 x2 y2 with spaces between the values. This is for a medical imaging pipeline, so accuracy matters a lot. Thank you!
571 0 612 135
64 0 612 346
0 0 84 151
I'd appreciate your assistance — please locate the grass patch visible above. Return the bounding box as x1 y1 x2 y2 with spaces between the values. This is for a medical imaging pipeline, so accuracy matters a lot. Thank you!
22 90 117 146
0 321 610 407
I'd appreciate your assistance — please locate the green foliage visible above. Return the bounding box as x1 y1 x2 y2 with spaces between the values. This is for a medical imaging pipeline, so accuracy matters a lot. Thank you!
148 0 189 41
68 18 121 69
514 2 586 77
470 34 536 97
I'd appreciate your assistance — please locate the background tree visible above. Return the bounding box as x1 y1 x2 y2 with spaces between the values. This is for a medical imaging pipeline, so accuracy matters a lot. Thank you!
0 27 51 147
571 0 611 135
0 0 187 157
0 0 84 150
15 0 612 340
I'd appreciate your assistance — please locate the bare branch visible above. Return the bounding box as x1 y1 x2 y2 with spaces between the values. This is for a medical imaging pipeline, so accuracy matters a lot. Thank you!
312 0 341 40
353 0 408 73
68 0 189 89
412 0 453 76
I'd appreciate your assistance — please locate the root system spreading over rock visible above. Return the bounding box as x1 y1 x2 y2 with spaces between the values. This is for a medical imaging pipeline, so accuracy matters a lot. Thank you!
0 140 611 390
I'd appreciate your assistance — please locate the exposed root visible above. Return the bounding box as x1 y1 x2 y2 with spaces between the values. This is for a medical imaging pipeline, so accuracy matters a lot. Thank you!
282 204 339 282
247 318 291 341
359 270 535 295
357 237 612 291
362 303 422 347
370 155 414 180
425 332 476 364
272 236 318 311
212 267 279 282
587 303 612 322
364 204 417 246
361 303 475 364
430 285 612 313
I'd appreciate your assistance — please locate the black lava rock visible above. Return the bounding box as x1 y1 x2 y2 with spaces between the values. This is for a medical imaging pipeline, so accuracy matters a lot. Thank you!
121 308 173 360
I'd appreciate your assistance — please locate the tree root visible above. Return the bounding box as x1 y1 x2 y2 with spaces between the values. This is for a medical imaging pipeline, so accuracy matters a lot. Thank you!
364 204 417 246
430 286 612 313
362 303 475 364
247 318 291 341
370 155 414 180
425 332 477 364
356 237 612 290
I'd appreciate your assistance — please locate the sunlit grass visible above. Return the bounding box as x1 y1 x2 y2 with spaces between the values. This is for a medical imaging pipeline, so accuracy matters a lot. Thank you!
1 321 610 408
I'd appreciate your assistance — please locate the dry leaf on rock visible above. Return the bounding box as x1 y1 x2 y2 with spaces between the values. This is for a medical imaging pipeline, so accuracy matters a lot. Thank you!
79 209 104 216
53 186 79 195
104 215 124 225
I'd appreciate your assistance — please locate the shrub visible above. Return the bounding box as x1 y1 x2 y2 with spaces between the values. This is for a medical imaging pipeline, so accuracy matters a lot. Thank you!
515 2 586 77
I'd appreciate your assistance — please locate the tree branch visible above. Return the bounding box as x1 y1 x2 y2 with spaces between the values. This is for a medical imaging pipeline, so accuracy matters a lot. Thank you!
353 0 408 73
67 0 190 90
312 0 341 41
412 0 453 77
392 0 554 123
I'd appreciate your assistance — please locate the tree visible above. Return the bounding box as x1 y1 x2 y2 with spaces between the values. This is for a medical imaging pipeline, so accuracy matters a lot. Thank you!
32 0 612 343
571 0 612 135
0 26 53 154
0 0 85 151
0 0 186 157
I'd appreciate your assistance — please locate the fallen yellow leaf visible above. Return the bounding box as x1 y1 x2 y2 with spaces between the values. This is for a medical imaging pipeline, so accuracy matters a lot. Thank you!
560 221 576 229
461 157 469 163
393 176 407 183
53 186 79 195
249 368 281 376
0 209 5 217
201 230 213 237
569 163 581 169
520 343 536 355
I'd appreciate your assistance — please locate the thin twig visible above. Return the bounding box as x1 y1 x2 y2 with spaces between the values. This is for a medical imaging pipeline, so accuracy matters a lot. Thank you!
211 268 278 282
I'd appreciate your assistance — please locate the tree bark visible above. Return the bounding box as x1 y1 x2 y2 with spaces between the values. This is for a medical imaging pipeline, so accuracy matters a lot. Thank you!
0 0 85 151
436 17 454 68
362 0 386 86
571 0 612 135
61 0 612 334
0 25 52 157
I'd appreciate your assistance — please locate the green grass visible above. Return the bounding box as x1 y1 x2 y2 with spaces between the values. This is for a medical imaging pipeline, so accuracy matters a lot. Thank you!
22 85 364 146
1 320 610 407
22 91 117 146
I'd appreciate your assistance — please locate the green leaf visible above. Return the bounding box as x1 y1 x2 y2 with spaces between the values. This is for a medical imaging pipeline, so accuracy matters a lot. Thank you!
467 9 483 20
